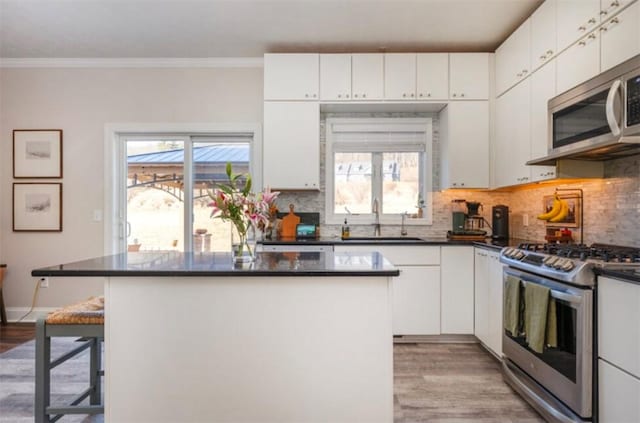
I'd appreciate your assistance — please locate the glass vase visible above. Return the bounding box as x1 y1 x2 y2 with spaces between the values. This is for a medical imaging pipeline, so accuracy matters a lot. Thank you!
231 226 256 264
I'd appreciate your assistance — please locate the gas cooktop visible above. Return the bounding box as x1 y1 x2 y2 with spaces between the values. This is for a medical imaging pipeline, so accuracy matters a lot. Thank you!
499 243 640 287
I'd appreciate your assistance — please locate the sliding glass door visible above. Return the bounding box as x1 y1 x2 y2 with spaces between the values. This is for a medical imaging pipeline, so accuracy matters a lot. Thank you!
119 132 255 253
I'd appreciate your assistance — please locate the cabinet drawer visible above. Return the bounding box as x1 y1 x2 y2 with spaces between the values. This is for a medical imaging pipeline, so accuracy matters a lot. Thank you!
598 276 640 378
334 245 440 266
599 359 640 423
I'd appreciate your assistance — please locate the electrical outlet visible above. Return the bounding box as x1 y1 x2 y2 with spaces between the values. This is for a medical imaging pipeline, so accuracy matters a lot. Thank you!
523 213 529 227
39 277 49 288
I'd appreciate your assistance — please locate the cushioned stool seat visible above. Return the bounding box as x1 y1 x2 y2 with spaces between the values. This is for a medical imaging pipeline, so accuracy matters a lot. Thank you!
35 296 104 423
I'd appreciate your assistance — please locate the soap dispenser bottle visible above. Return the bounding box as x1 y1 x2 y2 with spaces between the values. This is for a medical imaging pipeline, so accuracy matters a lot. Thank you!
341 218 350 239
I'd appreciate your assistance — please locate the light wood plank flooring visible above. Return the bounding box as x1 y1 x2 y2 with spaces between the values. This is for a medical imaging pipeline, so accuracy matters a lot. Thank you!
394 343 544 422
1 326 543 422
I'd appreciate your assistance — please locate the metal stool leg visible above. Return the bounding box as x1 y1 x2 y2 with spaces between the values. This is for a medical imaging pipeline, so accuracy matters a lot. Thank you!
89 337 102 405
35 318 51 423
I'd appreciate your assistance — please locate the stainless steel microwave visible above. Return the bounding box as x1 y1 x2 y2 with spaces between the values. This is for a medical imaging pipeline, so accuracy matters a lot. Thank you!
528 54 640 165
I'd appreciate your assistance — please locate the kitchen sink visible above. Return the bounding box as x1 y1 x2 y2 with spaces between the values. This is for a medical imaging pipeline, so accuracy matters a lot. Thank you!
341 237 424 242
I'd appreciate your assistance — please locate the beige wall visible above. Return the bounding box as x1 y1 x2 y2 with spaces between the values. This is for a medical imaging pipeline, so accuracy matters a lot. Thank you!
0 66 263 316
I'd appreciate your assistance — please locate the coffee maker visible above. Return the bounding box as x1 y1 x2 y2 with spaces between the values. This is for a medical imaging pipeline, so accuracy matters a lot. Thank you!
451 200 487 236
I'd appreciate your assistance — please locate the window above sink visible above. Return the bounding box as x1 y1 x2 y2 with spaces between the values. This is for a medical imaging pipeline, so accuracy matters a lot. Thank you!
324 117 433 226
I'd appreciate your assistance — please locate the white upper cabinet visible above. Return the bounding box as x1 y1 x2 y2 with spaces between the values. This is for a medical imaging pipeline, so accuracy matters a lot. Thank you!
496 19 531 96
557 0 601 52
600 0 640 72
530 0 557 72
384 53 417 100
352 54 384 100
416 53 449 100
263 54 319 100
556 29 600 94
530 59 558 181
449 53 490 100
263 102 320 190
600 0 637 18
494 78 531 187
440 101 489 189
320 54 352 101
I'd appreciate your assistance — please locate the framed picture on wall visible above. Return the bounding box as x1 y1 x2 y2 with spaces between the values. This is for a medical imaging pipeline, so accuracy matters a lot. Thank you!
542 194 581 228
13 183 63 232
13 129 63 178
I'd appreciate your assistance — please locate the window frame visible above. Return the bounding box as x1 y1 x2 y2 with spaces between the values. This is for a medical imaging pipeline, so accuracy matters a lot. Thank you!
104 123 262 254
325 117 433 226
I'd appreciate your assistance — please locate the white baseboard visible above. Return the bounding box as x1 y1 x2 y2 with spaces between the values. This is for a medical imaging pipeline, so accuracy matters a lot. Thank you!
5 307 57 323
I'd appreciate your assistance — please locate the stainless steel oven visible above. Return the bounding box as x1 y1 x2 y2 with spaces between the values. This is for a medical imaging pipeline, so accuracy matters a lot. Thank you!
499 244 599 423
502 266 593 422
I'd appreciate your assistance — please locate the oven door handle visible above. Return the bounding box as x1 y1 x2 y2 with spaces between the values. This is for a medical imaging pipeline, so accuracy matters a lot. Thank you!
550 290 582 305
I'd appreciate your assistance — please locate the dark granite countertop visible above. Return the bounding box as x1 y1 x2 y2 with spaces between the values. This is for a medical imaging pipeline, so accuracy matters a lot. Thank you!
594 267 640 285
262 237 533 251
31 251 399 278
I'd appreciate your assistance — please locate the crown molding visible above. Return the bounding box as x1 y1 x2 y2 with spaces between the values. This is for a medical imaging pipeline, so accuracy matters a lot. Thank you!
0 57 264 68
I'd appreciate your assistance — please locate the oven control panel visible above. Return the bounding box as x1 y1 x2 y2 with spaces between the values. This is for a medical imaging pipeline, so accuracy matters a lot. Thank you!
502 248 576 272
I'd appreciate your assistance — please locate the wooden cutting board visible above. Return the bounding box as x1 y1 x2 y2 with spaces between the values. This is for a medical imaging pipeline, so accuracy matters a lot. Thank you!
281 204 300 239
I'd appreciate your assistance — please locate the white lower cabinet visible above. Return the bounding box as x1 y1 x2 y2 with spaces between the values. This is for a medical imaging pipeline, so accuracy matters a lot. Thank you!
335 245 477 336
474 247 503 356
599 360 640 423
598 275 640 423
393 266 441 335
487 251 503 356
474 249 490 345
441 246 474 334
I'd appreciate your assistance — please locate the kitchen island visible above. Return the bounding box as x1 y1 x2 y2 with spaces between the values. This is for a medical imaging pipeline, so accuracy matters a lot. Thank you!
33 251 399 423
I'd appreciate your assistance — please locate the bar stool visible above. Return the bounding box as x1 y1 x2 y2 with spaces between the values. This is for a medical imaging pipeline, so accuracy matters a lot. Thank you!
35 296 104 423
0 264 6 325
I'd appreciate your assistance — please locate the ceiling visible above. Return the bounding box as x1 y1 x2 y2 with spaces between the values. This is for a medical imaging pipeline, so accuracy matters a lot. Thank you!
0 0 543 59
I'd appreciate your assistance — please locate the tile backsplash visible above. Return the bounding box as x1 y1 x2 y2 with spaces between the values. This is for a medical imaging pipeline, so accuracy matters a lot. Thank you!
275 112 640 246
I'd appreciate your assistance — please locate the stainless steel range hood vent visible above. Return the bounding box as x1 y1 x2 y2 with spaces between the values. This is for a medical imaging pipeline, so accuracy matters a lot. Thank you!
527 136 640 166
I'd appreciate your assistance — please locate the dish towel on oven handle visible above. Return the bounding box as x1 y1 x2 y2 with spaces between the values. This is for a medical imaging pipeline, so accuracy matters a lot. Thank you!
524 282 554 354
503 275 521 337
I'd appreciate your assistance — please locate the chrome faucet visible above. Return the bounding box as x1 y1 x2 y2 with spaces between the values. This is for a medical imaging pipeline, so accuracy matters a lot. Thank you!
401 212 408 236
372 198 381 237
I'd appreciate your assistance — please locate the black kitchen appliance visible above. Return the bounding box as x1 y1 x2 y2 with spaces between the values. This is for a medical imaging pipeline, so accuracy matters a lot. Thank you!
491 205 509 240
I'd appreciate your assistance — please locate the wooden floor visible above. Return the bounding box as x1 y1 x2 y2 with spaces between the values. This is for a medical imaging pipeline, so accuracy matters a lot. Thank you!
0 322 36 353
0 325 543 422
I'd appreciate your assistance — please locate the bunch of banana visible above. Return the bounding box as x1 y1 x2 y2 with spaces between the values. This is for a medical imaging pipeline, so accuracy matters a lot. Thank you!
537 194 569 222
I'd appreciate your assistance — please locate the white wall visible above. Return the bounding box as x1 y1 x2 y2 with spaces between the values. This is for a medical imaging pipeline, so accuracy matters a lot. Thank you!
0 66 263 317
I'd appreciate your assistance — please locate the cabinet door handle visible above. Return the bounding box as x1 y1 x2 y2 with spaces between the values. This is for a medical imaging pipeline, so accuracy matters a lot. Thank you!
600 9 608 15
588 33 597 40
410 93 415 97
522 69 528 75
546 50 553 56
362 93 367 98
610 17 619 25
452 93 457 97
579 40 587 46
540 54 547 60
588 17 596 24
610 0 620 7
517 72 523 77
337 94 342 98
345 94 349 98
578 25 587 31
419 93 423 97
460 93 465 97
600 26 608 31
354 94 358 98
427 93 431 97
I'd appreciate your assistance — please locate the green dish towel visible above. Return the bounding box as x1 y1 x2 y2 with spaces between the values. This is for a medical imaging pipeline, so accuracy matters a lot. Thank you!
503 275 521 336
524 283 550 354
